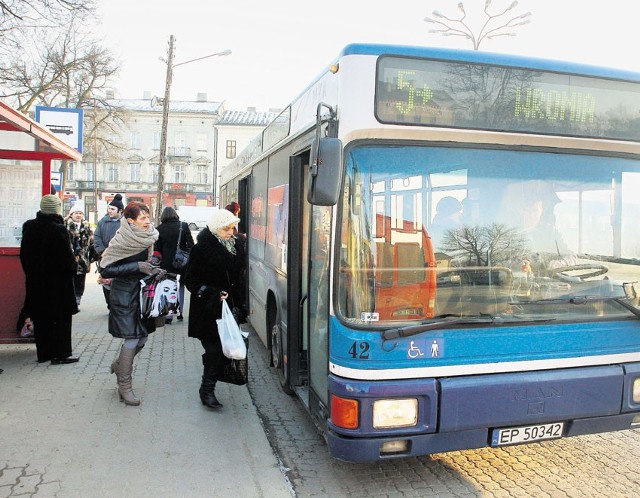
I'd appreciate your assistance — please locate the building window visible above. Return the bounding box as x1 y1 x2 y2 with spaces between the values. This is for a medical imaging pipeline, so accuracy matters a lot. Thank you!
67 162 75 181
151 164 159 184
131 132 140 149
174 164 186 183
107 162 118 182
130 163 141 183
153 132 161 150
197 166 208 184
197 133 208 152
226 140 236 159
84 162 94 181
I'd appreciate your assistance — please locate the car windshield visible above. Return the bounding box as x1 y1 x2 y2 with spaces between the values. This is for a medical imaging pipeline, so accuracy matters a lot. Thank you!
336 145 640 326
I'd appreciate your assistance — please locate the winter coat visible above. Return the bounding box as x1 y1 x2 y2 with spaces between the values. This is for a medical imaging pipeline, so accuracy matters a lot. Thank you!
20 211 78 320
99 250 156 339
64 217 94 275
183 228 246 341
154 219 194 275
94 214 121 256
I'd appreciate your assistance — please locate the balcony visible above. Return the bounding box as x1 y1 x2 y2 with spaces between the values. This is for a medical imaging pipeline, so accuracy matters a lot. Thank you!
75 180 105 190
168 146 191 158
164 183 193 193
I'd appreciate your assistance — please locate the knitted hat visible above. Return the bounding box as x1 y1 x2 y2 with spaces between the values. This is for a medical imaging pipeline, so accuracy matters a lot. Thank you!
40 194 62 215
69 200 85 216
207 208 240 232
109 193 124 211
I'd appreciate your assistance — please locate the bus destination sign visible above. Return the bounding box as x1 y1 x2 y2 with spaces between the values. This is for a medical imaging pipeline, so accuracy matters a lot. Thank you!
375 56 640 142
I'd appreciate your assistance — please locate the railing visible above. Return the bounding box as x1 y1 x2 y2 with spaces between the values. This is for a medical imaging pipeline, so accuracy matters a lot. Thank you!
168 146 191 157
75 180 105 190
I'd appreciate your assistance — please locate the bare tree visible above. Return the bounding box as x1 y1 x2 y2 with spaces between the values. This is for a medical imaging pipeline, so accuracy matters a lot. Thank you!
424 0 531 50
0 14 127 194
0 0 93 33
441 223 528 267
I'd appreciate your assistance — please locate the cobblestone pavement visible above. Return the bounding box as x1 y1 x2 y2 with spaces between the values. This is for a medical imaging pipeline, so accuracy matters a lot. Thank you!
0 278 292 498
248 329 640 497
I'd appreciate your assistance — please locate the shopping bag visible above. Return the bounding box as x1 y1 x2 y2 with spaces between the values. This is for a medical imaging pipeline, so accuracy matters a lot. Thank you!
218 334 249 385
140 273 181 318
217 300 247 360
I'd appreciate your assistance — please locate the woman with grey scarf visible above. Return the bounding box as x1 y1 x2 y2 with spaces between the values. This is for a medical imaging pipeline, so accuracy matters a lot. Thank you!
99 201 163 406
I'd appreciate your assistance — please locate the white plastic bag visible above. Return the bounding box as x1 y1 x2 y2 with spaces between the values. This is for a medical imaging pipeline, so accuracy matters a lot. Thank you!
217 300 247 360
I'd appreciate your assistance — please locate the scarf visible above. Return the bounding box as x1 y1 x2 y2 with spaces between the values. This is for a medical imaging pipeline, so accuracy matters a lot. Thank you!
214 233 237 255
100 217 159 268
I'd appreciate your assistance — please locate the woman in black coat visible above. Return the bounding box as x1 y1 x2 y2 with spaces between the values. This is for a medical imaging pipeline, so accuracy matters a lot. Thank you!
184 208 246 409
20 194 79 364
154 206 194 323
99 201 162 406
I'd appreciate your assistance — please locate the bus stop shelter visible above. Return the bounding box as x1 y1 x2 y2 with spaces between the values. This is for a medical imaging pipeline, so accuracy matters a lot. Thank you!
0 101 82 343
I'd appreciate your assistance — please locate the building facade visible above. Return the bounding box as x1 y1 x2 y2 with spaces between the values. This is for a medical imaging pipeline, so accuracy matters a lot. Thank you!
63 93 276 223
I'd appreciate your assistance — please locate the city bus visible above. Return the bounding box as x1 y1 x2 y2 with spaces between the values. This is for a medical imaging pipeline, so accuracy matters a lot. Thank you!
219 43 640 462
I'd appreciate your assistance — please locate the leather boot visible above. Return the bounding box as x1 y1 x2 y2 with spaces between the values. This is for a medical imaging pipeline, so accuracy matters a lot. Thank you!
111 344 144 381
115 347 140 406
199 353 222 409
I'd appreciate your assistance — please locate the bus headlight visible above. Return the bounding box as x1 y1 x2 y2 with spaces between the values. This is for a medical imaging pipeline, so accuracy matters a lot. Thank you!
373 399 418 428
633 378 640 403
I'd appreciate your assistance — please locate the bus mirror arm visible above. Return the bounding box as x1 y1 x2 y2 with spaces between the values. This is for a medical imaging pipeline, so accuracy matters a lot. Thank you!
308 103 342 206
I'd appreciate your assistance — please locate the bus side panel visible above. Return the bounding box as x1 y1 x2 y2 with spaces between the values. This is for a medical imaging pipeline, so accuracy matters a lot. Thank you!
247 252 270 346
439 366 623 432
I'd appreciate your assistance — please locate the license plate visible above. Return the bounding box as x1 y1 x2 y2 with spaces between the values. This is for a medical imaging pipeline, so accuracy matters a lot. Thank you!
491 422 564 447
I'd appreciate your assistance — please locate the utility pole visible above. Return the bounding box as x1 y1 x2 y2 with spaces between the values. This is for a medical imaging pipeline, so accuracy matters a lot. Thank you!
153 38 230 222
155 35 175 223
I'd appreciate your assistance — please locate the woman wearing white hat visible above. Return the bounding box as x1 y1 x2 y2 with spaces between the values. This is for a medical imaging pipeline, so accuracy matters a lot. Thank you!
184 208 247 409
65 200 94 306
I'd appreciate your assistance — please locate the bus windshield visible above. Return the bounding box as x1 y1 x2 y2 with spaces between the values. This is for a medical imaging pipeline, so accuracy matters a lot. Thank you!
337 145 640 326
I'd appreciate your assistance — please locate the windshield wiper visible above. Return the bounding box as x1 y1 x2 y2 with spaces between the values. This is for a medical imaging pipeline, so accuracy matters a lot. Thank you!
512 296 640 319
382 314 554 340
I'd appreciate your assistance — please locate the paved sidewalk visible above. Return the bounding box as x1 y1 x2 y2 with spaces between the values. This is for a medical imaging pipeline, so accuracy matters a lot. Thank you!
0 278 293 498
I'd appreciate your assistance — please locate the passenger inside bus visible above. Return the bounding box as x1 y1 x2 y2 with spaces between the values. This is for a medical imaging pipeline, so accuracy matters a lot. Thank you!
429 196 463 249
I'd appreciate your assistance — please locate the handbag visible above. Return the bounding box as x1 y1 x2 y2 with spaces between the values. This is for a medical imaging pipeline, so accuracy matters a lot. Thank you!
172 222 190 271
218 339 249 386
217 300 247 360
140 272 181 318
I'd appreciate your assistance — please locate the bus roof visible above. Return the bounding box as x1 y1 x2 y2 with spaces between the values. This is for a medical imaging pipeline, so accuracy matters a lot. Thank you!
338 43 640 82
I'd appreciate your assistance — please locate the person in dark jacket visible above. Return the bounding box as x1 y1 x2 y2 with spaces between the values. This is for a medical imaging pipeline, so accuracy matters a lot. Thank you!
99 201 162 406
184 208 246 409
20 194 79 364
154 206 194 324
94 193 125 308
64 200 94 307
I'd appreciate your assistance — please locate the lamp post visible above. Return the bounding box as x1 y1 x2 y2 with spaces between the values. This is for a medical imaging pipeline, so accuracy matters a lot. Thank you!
154 35 231 223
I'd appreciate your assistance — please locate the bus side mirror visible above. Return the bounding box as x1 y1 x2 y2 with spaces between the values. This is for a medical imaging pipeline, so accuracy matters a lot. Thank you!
308 137 342 206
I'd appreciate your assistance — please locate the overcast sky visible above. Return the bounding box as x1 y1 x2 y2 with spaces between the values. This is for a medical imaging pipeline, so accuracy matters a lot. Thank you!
96 0 639 111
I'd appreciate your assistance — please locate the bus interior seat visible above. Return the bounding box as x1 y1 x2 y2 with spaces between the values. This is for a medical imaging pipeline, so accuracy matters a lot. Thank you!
376 242 394 288
395 242 425 285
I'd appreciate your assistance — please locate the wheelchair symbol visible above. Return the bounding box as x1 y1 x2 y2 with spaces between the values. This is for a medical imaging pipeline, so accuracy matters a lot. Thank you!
408 341 424 358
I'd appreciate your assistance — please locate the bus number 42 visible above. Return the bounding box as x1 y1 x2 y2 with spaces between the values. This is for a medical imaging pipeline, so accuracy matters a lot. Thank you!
349 341 370 359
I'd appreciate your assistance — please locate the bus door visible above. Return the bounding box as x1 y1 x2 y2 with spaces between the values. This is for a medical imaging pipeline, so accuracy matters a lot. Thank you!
287 152 332 418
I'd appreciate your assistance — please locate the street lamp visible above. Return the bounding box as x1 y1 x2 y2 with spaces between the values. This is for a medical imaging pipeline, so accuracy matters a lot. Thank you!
154 35 231 223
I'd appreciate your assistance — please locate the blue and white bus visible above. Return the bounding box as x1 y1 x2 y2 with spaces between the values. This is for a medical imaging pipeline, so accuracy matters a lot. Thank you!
220 43 640 462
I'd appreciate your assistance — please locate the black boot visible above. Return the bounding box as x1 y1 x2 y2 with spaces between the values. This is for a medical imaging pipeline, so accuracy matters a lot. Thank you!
199 354 222 409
